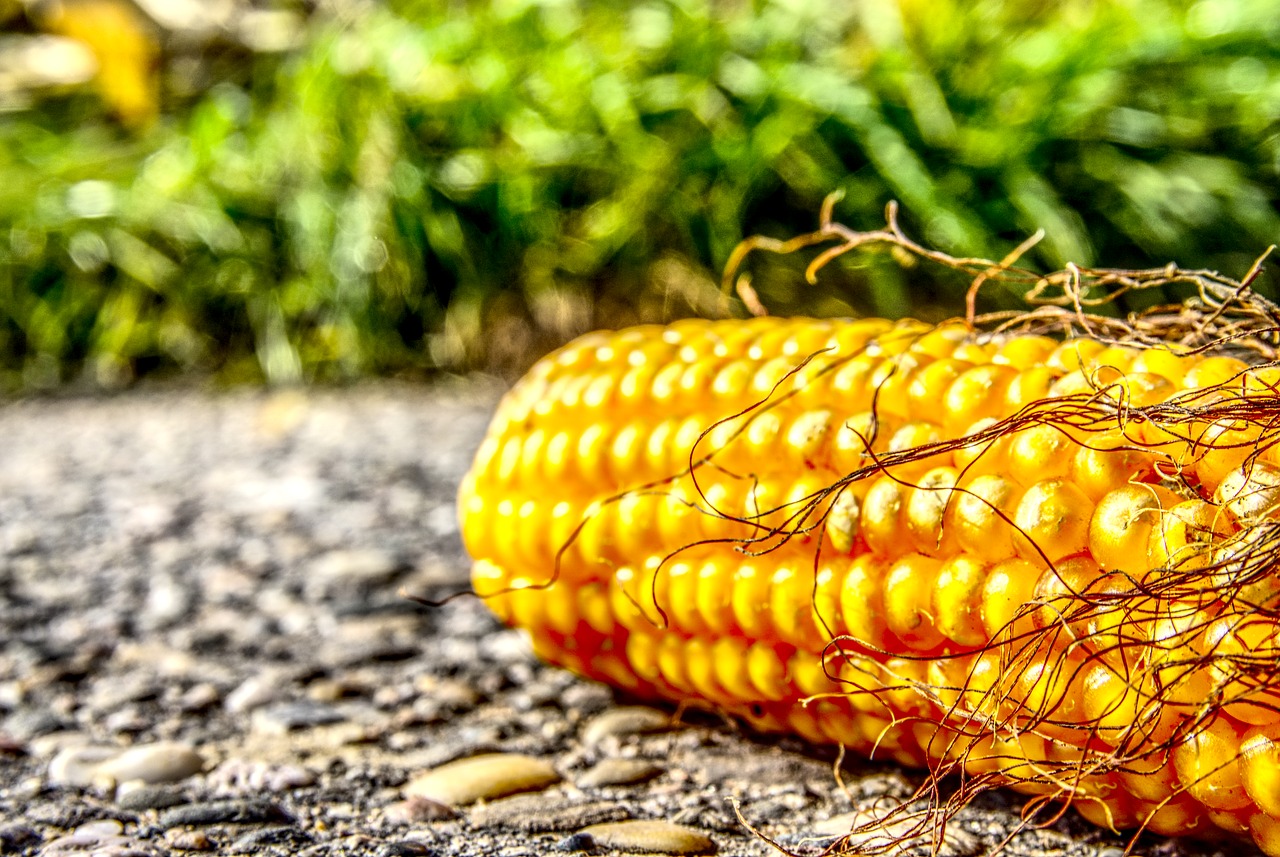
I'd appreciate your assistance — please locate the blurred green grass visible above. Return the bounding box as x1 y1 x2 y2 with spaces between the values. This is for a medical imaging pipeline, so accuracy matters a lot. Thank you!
1 0 1278 391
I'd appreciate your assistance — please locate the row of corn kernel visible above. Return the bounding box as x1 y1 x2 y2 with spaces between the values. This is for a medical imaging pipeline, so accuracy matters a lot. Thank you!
476 318 1008 489
460 437 1163 579
466 471 1252 658
474 331 1262 522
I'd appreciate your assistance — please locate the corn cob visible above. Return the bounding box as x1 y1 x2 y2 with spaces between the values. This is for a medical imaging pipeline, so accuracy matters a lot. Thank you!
458 316 1280 853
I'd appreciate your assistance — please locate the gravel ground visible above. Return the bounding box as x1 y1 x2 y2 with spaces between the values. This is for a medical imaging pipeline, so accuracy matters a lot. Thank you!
0 385 1249 857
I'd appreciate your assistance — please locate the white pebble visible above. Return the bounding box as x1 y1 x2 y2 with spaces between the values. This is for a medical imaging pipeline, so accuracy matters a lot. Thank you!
97 742 206 785
48 746 120 787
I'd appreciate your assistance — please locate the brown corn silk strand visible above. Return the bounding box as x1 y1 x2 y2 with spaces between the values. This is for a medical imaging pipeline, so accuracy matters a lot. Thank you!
457 211 1280 855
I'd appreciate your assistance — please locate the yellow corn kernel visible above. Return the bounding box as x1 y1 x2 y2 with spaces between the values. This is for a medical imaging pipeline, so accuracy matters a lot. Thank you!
1089 484 1182 574
823 484 862 554
829 411 897 475
1174 719 1252 811
907 358 968 422
839 553 891 649
1082 661 1143 745
1202 616 1280 725
981 557 1041 639
931 555 988 648
946 473 1022 563
903 466 960 557
1130 347 1190 385
1241 726 1280 818
883 553 946 651
1217 460 1280 524
1047 338 1107 372
1012 478 1093 564
1194 420 1265 492
770 562 826 651
869 353 932 421
1008 423 1076 485
783 409 836 468
860 475 907 557
886 421 948 477
942 364 1019 435
907 319 968 358
1146 607 1220 706
993 334 1057 369
951 417 1013 478
1008 648 1089 739
1031 554 1102 636
1004 365 1062 411
1184 355 1249 389
1070 432 1155 501
1147 499 1235 572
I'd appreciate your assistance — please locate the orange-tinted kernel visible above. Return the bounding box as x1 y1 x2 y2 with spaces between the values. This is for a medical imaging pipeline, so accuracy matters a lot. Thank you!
1089 484 1181 574
1148 499 1235 573
947 473 1022 563
884 553 946 650
1013 478 1093 564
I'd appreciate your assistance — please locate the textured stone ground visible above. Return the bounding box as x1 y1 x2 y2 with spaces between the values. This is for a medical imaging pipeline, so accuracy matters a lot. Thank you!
0 385 1246 857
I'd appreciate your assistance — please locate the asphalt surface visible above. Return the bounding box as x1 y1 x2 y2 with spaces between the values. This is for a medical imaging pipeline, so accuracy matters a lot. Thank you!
0 385 1247 857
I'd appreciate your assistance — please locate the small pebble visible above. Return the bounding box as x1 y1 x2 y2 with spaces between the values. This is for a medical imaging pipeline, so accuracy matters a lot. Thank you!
569 821 716 855
469 794 629 832
0 682 23 710
1 521 39 554
71 819 125 838
581 707 672 747
104 707 151 735
403 753 561 806
560 684 613 717
305 678 348 702
40 820 130 854
251 701 345 735
177 683 221 713
414 676 481 710
47 745 122 787
3 708 68 740
556 832 599 853
29 731 91 758
224 673 287 715
576 759 663 789
158 798 291 829
813 811 864 836
166 829 215 851
12 776 42 799
88 673 161 710
695 753 829 787
308 548 401 583
255 389 310 437
97 742 205 785
115 781 189 810
226 826 313 854
384 796 458 824
377 842 438 857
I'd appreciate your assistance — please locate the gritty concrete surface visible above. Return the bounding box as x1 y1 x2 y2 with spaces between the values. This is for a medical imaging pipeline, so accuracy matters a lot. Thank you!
0 385 1249 856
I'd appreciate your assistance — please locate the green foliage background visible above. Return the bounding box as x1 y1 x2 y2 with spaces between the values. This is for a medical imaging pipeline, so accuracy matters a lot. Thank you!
2 0 1279 390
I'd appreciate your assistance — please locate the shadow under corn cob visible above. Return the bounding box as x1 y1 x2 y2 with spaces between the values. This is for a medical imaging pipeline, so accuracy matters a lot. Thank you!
458 314 1280 853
